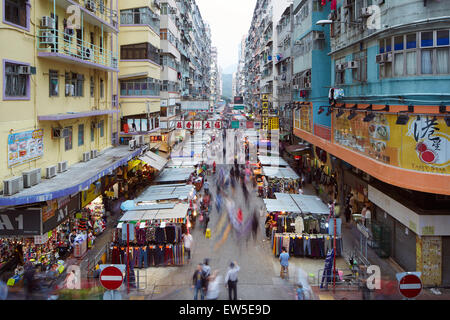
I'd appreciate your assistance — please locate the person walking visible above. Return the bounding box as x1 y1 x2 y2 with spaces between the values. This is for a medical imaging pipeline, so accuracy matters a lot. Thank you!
296 284 305 300
279 247 290 279
183 232 193 262
192 264 206 300
204 179 210 194
204 213 210 235
206 271 222 300
224 261 240 300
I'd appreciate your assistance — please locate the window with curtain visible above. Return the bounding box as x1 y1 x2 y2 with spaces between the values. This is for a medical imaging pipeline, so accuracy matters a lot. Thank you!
99 120 104 137
421 50 433 74
5 62 28 97
91 125 94 142
64 127 73 151
437 48 449 74
394 53 404 76
49 70 59 97
78 124 84 146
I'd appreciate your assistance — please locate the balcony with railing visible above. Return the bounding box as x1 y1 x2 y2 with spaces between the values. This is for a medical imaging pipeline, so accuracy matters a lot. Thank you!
52 0 118 32
120 78 161 97
37 28 118 71
120 8 160 34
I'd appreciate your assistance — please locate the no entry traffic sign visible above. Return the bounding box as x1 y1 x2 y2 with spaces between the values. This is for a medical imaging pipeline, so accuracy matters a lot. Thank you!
398 273 422 299
100 266 124 291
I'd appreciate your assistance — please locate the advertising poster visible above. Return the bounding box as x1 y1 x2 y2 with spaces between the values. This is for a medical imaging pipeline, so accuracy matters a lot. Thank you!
334 113 449 174
8 129 44 167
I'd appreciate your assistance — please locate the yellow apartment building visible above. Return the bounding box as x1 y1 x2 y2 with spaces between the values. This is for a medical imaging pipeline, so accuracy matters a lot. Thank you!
118 0 162 150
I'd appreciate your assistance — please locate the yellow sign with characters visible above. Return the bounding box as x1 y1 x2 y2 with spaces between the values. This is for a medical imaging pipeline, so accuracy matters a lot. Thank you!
334 113 449 174
262 94 269 101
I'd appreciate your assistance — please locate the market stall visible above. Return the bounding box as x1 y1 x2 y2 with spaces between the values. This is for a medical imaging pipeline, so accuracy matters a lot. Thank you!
112 203 190 268
258 156 289 167
155 167 196 184
262 166 301 197
263 193 343 259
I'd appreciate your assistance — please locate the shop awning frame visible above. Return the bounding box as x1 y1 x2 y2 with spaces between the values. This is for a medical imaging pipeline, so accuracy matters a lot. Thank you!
139 150 168 171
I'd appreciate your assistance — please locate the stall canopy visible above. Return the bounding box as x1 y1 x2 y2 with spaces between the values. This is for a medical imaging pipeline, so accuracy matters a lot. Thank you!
258 156 288 167
167 158 203 167
136 184 195 201
263 197 302 213
119 203 189 222
155 167 195 183
262 166 299 179
139 150 168 171
275 193 330 215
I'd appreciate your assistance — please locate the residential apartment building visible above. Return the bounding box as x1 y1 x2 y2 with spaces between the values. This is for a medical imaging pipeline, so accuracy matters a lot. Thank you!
290 0 450 286
242 0 290 129
119 0 162 149
210 47 220 108
0 0 151 236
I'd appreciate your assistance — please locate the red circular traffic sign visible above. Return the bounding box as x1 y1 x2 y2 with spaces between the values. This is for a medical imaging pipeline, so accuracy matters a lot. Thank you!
100 266 123 291
399 274 422 299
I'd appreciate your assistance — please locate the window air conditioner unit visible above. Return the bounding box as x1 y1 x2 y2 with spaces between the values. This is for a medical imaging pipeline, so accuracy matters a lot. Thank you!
52 128 63 139
46 165 57 179
91 122 98 129
336 63 346 71
293 85 299 90
42 31 55 44
153 0 161 9
376 54 384 64
129 139 136 150
86 0 96 12
170 8 177 14
18 66 32 75
41 16 55 28
328 11 337 21
361 7 372 18
82 152 91 162
3 176 24 196
384 52 393 62
90 149 98 159
58 161 68 173
314 32 325 40
23 168 41 188
295 40 302 45
83 47 93 60
304 82 311 89
346 61 359 69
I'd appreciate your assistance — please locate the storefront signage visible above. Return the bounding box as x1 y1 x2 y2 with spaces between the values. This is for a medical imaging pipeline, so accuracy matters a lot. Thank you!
43 193 80 234
8 129 44 168
81 181 102 207
334 114 449 174
0 208 42 236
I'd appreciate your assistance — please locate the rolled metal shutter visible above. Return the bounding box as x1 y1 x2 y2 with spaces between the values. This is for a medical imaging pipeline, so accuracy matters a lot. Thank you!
442 237 450 286
393 220 416 272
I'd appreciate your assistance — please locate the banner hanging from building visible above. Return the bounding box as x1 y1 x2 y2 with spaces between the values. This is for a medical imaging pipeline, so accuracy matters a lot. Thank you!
334 113 449 174
8 129 44 168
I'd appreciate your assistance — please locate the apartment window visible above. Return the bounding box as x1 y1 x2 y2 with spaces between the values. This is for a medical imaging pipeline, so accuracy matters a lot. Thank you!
5 0 27 28
64 126 73 151
380 30 450 77
90 124 95 142
160 3 168 15
352 51 367 82
65 72 84 97
100 79 104 98
4 62 29 98
99 120 104 138
120 7 159 32
120 42 160 63
335 57 346 85
78 124 84 146
90 76 94 97
49 70 59 96
120 77 160 96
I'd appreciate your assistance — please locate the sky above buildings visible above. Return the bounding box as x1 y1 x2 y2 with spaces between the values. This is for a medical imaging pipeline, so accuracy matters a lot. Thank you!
196 0 257 74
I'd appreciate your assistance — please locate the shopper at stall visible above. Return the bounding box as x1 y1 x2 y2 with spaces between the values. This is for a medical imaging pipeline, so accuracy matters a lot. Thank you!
224 261 240 300
183 232 193 262
279 247 290 279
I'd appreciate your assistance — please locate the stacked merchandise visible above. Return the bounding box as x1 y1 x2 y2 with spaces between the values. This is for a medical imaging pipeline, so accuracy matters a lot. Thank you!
84 197 106 236
111 222 186 267
270 213 343 258
266 178 300 198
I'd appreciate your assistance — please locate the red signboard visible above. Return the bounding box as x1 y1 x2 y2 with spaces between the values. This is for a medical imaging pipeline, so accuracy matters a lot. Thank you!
100 266 124 291
399 274 422 299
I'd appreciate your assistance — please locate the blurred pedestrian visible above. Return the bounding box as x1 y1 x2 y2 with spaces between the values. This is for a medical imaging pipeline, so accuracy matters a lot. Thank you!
183 232 193 262
204 179 210 194
296 284 305 300
224 261 240 300
206 271 222 300
192 264 206 300
24 262 35 300
251 210 259 241
204 213 210 234
279 247 290 279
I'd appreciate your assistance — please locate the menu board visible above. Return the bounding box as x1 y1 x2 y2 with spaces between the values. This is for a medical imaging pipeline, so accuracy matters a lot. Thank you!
8 129 44 167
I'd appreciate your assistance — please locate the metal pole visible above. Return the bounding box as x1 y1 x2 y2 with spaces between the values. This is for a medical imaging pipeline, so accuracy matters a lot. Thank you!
127 223 130 294
332 202 337 292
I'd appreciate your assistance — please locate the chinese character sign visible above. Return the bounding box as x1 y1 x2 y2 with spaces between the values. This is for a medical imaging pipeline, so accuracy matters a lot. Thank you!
203 121 212 129
184 121 193 129
194 121 203 130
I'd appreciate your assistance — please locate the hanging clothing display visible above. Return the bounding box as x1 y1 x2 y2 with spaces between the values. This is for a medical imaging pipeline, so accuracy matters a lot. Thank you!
110 244 185 267
272 233 343 258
